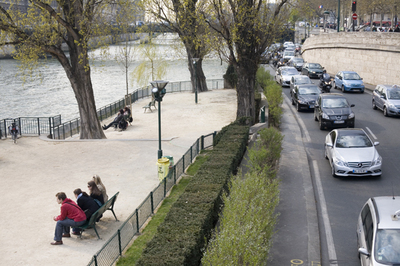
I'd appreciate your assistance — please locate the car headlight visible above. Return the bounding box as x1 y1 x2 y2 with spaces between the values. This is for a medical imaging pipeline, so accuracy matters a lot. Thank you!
388 103 396 108
322 113 329 119
310 71 315 74
298 97 307 104
371 156 382 166
333 157 348 167
348 112 355 119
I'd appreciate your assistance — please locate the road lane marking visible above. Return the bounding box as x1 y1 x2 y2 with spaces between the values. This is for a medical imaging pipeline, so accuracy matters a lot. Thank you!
312 160 338 266
365 127 377 140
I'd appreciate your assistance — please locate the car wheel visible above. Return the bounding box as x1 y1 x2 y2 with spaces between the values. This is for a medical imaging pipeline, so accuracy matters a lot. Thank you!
319 116 324 130
384 106 389 117
324 147 328 159
341 85 345 93
331 164 337 177
372 100 377 110
296 102 301 111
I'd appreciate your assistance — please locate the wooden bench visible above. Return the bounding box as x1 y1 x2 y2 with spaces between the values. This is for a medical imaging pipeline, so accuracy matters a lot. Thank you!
143 100 157 113
73 192 119 239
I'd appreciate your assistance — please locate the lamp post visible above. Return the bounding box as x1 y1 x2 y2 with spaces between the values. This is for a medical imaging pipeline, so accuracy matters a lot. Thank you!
192 58 199 104
150 80 169 159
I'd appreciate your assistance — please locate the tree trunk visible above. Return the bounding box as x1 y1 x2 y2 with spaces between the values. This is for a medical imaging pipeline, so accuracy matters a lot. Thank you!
235 63 257 122
188 58 208 93
55 36 106 139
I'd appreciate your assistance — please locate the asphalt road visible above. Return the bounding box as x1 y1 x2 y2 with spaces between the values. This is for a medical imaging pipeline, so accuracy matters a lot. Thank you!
275 68 400 266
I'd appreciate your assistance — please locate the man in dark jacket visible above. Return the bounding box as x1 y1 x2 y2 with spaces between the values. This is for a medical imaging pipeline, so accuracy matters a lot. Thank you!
72 188 101 235
52 192 86 245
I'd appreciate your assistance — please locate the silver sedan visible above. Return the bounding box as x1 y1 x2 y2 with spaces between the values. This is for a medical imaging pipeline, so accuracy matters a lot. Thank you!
324 128 382 177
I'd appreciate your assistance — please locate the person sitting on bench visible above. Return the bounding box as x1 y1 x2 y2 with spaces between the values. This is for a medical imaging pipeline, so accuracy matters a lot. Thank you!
51 192 86 245
72 188 101 235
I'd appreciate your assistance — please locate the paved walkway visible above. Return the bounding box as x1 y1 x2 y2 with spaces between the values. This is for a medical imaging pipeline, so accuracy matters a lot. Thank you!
0 89 237 266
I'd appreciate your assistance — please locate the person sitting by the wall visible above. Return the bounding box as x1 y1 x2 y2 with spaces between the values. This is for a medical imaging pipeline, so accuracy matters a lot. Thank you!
102 109 124 130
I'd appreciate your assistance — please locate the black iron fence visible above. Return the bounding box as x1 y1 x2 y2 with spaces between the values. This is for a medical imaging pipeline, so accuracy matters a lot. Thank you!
86 132 216 266
0 115 61 139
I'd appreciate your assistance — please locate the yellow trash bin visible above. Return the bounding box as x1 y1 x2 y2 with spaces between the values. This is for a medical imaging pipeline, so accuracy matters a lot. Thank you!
157 157 170 181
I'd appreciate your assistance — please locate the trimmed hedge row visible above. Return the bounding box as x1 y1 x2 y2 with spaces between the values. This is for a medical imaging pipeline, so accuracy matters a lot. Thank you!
136 119 250 265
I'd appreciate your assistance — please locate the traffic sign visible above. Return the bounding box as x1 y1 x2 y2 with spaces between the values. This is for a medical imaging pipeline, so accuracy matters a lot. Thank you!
352 13 358 20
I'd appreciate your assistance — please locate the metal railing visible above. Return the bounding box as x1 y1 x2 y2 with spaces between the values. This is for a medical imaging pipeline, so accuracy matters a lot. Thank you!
0 115 61 139
52 79 223 140
86 132 217 266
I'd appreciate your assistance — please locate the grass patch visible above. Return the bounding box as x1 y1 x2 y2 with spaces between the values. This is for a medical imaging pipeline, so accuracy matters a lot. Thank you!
186 151 210 176
117 176 191 266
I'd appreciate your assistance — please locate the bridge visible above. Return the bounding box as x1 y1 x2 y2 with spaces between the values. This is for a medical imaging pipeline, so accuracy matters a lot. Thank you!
301 31 400 85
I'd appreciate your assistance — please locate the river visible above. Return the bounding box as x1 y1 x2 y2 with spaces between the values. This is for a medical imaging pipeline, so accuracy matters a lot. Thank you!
0 33 227 122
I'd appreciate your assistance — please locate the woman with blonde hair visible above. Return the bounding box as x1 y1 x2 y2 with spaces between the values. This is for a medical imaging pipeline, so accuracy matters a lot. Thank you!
92 175 108 202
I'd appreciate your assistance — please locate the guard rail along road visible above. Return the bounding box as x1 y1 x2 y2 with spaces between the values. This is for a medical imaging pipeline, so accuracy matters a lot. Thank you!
301 32 400 86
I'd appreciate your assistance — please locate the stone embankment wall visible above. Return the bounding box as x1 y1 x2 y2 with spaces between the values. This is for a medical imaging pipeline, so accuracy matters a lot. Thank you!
301 32 400 86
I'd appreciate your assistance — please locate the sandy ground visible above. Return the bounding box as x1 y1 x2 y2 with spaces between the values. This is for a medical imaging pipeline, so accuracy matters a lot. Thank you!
0 89 237 266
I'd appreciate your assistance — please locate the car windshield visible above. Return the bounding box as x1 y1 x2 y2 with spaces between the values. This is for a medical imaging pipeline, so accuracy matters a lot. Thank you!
343 73 361 80
309 63 322 69
375 229 400 264
282 69 298 75
335 133 373 148
322 98 349 108
298 87 320 95
296 77 311 84
388 88 400 99
292 58 304 63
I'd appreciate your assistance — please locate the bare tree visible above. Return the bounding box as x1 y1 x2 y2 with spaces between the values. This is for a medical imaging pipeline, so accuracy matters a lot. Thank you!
143 0 211 93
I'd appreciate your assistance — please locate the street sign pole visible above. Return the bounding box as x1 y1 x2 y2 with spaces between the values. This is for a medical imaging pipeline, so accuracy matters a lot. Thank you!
352 13 357 31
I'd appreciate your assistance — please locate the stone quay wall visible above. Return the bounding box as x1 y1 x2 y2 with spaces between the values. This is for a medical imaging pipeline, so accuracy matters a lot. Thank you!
301 32 400 86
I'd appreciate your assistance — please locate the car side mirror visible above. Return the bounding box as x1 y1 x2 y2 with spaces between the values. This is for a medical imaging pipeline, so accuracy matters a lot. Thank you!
350 104 355 107
326 143 333 147
380 95 385 99
374 141 380 146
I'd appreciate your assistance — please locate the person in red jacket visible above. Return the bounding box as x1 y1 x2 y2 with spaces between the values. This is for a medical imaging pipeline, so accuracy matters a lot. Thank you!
51 192 86 245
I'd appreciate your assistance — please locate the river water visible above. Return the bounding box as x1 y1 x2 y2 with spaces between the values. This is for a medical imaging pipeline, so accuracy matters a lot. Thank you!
0 33 227 122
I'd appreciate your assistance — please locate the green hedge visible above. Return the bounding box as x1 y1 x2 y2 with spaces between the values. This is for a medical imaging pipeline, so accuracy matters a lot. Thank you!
135 119 250 265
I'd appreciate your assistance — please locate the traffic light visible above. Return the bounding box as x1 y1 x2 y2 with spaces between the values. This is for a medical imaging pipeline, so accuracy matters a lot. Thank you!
352 1 357 12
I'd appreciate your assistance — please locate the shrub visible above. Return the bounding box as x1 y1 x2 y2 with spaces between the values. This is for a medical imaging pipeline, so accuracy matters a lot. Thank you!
201 127 282 266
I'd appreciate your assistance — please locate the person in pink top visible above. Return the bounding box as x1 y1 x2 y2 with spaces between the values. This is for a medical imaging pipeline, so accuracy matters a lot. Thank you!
51 192 86 245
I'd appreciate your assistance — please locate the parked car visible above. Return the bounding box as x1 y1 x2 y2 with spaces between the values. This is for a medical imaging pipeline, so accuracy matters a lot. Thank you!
290 84 320 111
290 75 312 91
287 57 304 71
324 128 382 177
301 63 324 78
372 84 400 116
333 71 365 93
275 66 299 87
314 93 355 130
357 196 400 266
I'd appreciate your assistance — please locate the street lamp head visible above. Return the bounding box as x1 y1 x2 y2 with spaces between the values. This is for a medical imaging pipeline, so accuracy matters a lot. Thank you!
150 80 169 91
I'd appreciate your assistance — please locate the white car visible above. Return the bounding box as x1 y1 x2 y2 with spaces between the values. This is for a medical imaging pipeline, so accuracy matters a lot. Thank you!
324 128 382 177
275 66 299 87
357 196 400 265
